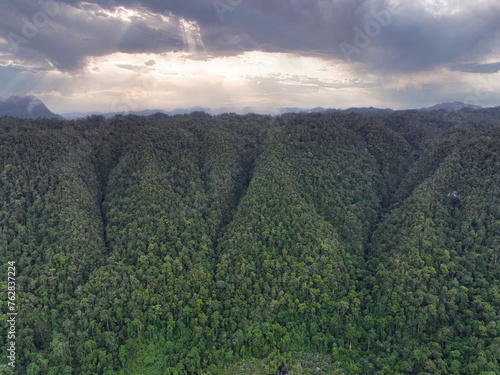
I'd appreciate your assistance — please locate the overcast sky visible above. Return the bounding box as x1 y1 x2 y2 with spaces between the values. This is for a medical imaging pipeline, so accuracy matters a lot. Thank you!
1 0 500 114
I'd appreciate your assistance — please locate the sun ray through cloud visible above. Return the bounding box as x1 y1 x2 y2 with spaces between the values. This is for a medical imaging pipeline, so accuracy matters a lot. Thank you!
0 0 499 114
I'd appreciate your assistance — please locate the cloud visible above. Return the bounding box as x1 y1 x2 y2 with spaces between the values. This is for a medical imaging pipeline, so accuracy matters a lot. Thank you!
449 62 500 74
0 1 197 71
0 64 41 95
2 0 500 115
115 63 153 72
121 0 500 73
1 0 500 74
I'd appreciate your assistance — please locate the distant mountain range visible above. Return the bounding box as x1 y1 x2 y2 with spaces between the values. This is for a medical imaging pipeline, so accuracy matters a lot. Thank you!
280 102 484 114
279 106 394 115
62 102 485 119
417 101 483 111
0 96 489 120
0 95 64 120
60 107 215 120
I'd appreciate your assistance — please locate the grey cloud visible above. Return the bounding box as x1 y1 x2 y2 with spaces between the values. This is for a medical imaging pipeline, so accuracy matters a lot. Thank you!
449 62 500 74
119 0 500 74
0 1 188 71
244 72 381 91
360 3 500 73
126 0 500 73
2 0 500 74
115 63 153 72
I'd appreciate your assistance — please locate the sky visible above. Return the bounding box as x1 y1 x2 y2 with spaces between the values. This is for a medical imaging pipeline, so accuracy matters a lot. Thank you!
1 0 500 115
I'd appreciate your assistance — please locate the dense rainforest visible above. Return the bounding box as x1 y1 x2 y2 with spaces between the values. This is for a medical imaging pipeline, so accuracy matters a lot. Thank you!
0 108 499 374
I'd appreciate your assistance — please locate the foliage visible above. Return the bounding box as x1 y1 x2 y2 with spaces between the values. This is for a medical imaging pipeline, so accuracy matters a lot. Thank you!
0 109 499 374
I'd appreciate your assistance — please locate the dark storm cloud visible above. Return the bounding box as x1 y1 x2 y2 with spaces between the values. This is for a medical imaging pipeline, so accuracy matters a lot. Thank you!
1 0 500 73
0 0 186 71
356 2 500 73
121 0 500 73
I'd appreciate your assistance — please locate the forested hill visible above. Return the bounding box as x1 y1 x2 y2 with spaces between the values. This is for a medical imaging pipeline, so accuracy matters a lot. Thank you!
0 108 499 374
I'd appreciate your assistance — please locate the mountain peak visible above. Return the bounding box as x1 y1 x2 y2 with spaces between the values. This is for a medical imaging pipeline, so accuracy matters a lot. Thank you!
0 95 64 120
